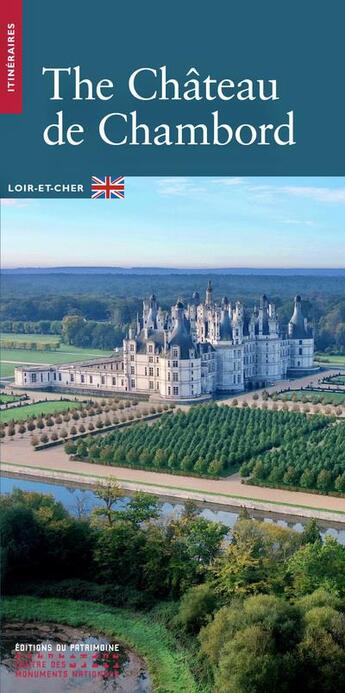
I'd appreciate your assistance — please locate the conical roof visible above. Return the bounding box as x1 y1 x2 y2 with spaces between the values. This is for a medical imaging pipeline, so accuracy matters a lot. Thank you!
288 295 309 338
219 310 232 341
168 301 195 358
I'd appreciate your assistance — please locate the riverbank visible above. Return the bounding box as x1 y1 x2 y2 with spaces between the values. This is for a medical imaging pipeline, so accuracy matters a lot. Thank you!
2 597 200 693
2 460 345 524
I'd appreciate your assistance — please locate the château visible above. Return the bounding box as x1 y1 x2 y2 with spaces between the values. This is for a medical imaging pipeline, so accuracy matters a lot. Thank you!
14 283 315 402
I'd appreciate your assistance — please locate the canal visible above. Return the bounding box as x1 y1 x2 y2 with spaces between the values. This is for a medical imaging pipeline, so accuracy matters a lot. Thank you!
1 474 345 544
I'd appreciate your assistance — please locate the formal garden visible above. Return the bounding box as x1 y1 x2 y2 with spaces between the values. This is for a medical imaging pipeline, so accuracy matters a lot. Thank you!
240 419 345 494
0 399 82 424
0 392 23 405
0 396 173 447
271 389 345 406
67 404 337 488
322 374 345 386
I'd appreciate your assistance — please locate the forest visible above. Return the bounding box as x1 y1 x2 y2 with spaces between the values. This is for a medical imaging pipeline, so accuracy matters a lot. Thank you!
1 270 345 352
66 404 345 495
1 487 345 693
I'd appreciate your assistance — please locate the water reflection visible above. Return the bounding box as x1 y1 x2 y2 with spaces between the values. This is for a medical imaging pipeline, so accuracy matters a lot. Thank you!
1 475 345 545
0 623 150 693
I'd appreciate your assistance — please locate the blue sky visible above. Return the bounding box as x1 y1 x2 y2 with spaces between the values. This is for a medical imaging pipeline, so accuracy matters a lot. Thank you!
2 177 345 268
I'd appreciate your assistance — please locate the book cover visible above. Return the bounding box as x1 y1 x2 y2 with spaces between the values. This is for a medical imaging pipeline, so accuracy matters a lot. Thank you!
1 2 345 692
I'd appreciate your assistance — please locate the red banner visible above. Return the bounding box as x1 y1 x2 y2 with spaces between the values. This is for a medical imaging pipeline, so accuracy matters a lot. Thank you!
0 0 22 113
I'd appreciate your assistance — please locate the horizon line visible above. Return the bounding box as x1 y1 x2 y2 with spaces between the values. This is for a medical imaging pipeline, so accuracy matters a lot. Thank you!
2 265 345 272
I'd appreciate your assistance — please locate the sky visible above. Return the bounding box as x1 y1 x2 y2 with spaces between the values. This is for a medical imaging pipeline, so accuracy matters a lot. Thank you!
2 177 345 268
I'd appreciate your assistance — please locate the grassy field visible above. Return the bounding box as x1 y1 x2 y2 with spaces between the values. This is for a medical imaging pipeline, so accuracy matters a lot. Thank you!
2 597 203 693
276 390 345 405
0 363 19 378
315 352 345 365
0 393 21 404
0 400 82 424
0 333 63 344
0 333 112 378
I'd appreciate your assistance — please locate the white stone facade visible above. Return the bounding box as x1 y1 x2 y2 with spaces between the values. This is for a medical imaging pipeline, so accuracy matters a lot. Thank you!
14 285 315 401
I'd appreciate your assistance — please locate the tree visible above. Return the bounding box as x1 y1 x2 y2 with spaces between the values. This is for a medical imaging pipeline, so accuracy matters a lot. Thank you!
92 478 124 526
122 492 159 526
296 590 345 692
93 520 142 585
211 519 300 599
0 490 93 585
181 455 193 472
335 472 345 493
199 594 301 693
316 469 332 493
0 505 43 584
287 537 345 599
214 625 289 693
65 440 77 454
153 448 166 468
182 517 227 566
175 582 217 632
300 519 321 545
62 315 86 345
182 499 200 519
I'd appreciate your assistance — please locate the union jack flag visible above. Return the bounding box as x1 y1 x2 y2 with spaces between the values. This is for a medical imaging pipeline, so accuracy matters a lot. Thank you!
91 176 125 199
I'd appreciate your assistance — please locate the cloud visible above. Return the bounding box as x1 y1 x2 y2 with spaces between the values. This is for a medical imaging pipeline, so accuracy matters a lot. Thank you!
1 198 31 208
157 176 246 196
158 178 345 205
280 186 345 203
280 218 316 227
212 177 244 186
157 178 206 196
247 184 345 204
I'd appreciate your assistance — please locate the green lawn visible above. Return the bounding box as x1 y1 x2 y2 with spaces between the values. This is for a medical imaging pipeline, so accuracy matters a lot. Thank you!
0 362 18 378
276 390 345 405
315 352 345 365
0 335 112 378
0 399 82 424
0 393 21 404
0 333 62 344
2 597 202 693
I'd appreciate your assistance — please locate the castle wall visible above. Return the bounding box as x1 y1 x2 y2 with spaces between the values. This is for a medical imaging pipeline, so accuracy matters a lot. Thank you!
254 337 287 382
159 356 202 399
215 344 244 391
289 338 314 370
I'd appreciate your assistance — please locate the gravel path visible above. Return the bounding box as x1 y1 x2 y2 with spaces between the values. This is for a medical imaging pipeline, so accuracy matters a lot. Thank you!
2 436 345 518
